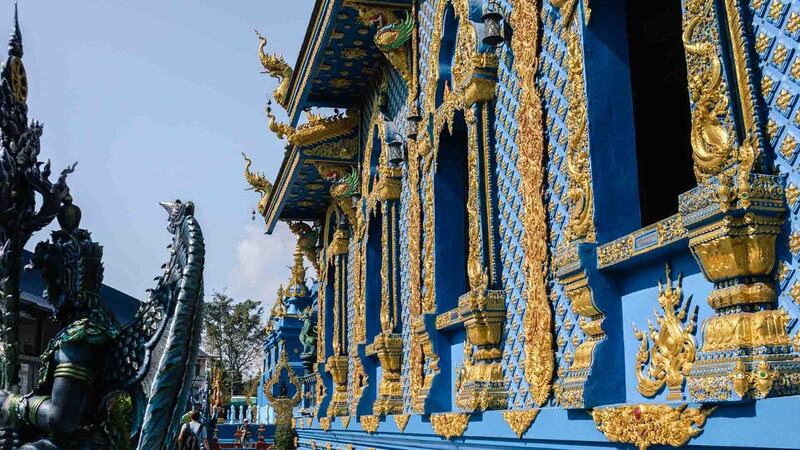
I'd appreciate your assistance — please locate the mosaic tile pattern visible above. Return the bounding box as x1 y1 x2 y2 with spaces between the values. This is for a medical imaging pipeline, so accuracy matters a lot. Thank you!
750 0 800 332
493 0 586 409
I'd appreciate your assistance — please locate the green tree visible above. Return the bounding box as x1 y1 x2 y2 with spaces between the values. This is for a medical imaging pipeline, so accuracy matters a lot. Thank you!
203 292 266 394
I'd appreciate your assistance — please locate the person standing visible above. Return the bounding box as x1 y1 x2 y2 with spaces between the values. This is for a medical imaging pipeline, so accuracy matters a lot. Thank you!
236 418 253 448
178 410 209 450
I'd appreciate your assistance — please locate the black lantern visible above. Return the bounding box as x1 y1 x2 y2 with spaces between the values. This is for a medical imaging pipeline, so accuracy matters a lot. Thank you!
406 102 421 140
387 131 405 165
482 0 505 47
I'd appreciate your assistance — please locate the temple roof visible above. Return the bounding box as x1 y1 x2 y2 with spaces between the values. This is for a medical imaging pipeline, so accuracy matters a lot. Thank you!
284 0 412 124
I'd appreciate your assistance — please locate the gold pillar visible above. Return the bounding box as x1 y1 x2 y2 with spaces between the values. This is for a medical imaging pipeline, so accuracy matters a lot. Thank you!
325 228 350 416
683 173 799 401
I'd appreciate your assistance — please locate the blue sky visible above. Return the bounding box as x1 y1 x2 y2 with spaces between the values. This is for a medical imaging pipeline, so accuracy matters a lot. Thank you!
16 0 314 309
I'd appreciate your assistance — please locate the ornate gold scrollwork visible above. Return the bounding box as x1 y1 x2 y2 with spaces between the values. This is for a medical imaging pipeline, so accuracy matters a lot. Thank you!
256 30 293 109
564 29 595 242
453 289 506 411
682 0 737 182
510 0 553 406
372 332 403 415
242 153 273 217
393 414 410 432
550 0 591 26
501 409 540 439
633 264 698 401
553 264 605 408
319 416 331 432
324 355 349 416
263 346 302 428
592 404 715 450
682 174 800 401
429 413 470 440
360 414 380 434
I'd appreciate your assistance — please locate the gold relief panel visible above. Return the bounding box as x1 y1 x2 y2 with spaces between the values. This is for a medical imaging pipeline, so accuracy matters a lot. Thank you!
325 355 349 416
360 414 380 434
592 404 715 450
392 414 410 432
682 0 738 182
633 265 698 401
564 23 595 243
372 332 404 415
430 413 470 440
510 0 553 407
502 409 540 439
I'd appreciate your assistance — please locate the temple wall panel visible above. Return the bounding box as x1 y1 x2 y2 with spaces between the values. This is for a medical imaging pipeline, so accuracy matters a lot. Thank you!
267 0 800 447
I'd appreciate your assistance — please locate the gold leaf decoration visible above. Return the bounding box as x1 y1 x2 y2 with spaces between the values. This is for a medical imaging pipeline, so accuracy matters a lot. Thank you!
393 414 410 432
502 409 540 439
592 404 715 450
430 413 470 440
319 417 331 432
340 416 351 429
633 264 698 400
509 0 554 405
360 415 380 434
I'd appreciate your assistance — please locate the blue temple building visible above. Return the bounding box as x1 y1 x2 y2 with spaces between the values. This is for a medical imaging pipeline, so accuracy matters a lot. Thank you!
245 0 800 448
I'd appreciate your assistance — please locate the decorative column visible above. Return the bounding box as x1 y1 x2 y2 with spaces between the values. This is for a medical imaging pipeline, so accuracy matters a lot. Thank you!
325 227 350 416
452 53 508 413
682 173 799 400
371 165 404 416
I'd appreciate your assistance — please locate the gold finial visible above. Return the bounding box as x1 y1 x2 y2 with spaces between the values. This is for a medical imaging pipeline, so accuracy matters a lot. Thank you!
255 30 293 109
242 152 273 217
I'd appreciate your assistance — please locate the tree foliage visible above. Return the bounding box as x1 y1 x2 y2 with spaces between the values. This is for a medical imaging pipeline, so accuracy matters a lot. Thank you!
203 291 266 394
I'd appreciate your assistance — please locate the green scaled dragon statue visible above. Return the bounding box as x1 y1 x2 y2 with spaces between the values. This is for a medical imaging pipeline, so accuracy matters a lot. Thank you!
374 11 414 51
0 198 205 450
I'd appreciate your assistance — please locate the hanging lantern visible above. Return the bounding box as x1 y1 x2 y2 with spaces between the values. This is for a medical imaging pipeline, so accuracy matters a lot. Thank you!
406 102 421 140
387 132 405 166
482 0 505 47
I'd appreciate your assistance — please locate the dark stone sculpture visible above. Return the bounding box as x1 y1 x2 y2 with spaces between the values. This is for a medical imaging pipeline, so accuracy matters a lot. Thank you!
0 198 205 450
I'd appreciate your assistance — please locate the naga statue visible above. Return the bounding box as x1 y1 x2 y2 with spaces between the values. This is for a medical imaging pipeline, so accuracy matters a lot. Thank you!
255 30 293 110
0 198 206 449
242 152 273 217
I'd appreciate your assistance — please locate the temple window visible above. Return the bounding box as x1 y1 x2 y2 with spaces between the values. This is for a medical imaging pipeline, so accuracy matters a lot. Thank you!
364 202 382 343
434 111 470 313
625 0 694 226
435 3 459 104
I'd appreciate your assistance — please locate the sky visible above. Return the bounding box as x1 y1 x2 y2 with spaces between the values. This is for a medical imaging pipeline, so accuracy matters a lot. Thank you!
15 0 315 312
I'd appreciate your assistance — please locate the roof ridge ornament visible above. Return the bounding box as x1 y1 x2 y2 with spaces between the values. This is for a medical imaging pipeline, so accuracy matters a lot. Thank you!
9 3 22 58
255 30 293 110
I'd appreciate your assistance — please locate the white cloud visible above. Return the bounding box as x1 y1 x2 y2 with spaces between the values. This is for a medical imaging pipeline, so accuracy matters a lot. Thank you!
227 222 296 313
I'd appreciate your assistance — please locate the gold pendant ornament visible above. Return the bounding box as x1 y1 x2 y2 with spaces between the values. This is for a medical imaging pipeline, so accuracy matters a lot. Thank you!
501 409 540 439
430 413 470 440
592 404 715 450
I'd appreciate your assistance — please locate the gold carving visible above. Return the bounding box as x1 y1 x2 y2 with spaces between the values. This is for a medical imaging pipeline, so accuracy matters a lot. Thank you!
510 0 553 406
554 267 605 408
430 413 470 440
682 0 736 182
633 264 698 401
263 346 302 428
304 136 358 160
256 30 293 109
360 415 380 434
454 289 507 411
564 26 595 242
242 153 273 216
319 417 331 432
550 0 591 26
502 409 539 439
393 414 410 432
592 404 715 450
340 416 351 429
291 110 358 148
372 333 403 415
325 355 349 416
